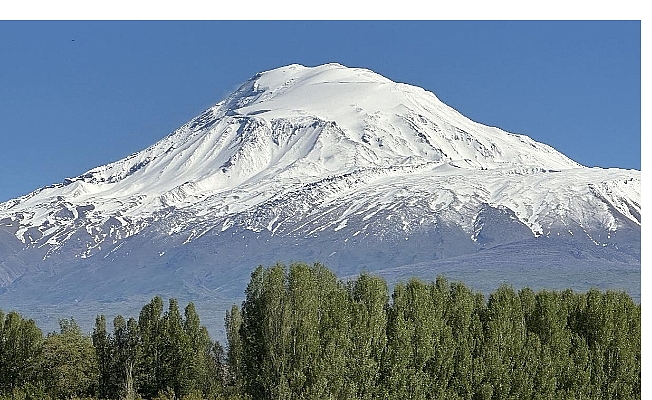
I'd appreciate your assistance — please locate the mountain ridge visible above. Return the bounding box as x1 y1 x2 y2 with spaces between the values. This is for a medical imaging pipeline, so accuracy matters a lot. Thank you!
0 63 639 337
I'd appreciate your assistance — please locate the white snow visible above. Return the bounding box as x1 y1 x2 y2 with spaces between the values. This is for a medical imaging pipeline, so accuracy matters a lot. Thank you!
0 63 640 257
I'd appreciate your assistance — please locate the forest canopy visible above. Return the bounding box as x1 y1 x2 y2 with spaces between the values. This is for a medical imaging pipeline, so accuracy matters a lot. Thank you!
0 262 641 400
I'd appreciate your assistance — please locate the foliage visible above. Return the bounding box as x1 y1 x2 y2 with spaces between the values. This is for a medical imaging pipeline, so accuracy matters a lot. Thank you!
39 318 99 399
232 263 641 400
0 310 43 393
0 262 642 400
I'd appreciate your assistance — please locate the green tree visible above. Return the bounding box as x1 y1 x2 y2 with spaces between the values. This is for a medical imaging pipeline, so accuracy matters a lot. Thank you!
446 281 482 399
286 262 321 398
260 264 292 400
480 284 528 399
531 289 572 398
2 264 639 400
162 298 188 397
383 282 413 399
594 290 640 399
346 272 388 399
225 304 244 394
240 264 291 400
0 310 43 394
312 263 351 399
114 316 140 400
39 318 98 399
92 314 113 399
183 302 216 396
239 266 266 399
425 276 456 398
137 296 166 399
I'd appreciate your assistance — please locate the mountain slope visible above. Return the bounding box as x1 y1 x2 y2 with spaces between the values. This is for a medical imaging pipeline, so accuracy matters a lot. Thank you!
0 63 640 337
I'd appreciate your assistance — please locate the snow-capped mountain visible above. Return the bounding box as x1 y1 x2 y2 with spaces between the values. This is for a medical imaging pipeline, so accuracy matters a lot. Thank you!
0 63 640 337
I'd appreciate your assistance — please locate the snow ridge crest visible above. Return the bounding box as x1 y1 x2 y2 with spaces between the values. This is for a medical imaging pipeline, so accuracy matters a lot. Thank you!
0 63 638 257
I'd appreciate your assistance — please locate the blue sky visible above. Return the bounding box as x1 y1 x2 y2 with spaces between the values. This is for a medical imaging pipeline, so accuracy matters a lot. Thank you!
0 20 641 202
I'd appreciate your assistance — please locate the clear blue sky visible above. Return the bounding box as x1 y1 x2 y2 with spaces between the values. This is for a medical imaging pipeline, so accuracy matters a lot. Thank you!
0 21 641 202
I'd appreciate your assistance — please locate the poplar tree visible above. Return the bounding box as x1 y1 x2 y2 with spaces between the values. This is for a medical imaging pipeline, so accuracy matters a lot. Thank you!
312 263 351 399
114 315 140 400
427 276 455 398
183 302 214 396
446 281 480 398
481 284 527 399
344 272 387 399
286 263 321 398
240 264 292 400
92 314 113 399
225 304 244 393
163 298 187 396
0 310 43 394
3 263 637 400
240 266 266 399
137 296 166 398
383 282 412 399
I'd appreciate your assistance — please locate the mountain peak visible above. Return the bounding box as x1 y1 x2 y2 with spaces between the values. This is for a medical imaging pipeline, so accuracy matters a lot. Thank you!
0 63 640 336
2 64 586 219
222 63 581 171
255 63 393 87
225 62 398 122
1 63 604 244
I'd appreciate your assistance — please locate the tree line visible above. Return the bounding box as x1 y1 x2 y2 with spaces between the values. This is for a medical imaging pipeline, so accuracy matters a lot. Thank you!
0 262 641 399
